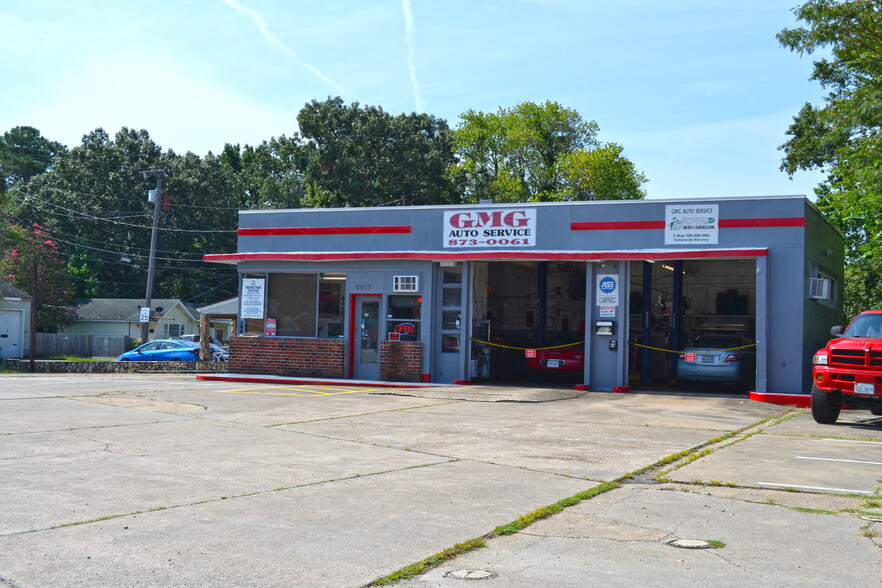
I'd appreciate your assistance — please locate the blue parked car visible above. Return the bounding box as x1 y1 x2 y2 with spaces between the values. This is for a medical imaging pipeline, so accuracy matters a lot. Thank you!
117 339 201 362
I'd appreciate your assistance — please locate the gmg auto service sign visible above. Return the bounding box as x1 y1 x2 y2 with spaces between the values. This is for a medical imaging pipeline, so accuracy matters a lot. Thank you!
443 209 537 248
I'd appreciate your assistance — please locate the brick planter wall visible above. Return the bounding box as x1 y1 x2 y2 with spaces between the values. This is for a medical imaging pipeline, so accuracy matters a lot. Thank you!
380 341 422 382
229 336 345 378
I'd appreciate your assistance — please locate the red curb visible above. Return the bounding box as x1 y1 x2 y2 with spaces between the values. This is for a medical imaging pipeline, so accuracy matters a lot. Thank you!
574 384 590 391
749 391 811 408
613 386 632 394
453 379 472 385
195 374 428 388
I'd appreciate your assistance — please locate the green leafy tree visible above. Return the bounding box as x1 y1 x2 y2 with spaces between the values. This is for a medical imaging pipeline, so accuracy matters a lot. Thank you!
778 0 882 314
297 97 458 207
220 136 309 209
0 223 75 331
453 101 646 202
0 126 66 199
11 128 239 303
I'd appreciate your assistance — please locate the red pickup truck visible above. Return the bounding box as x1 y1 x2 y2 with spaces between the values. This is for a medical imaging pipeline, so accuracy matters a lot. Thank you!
811 310 882 424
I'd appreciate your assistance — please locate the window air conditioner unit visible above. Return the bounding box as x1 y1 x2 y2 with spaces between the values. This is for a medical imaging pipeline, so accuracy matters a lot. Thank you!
809 278 831 300
393 275 419 293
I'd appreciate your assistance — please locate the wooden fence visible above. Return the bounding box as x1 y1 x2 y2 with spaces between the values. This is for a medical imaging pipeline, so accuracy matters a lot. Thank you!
35 333 132 358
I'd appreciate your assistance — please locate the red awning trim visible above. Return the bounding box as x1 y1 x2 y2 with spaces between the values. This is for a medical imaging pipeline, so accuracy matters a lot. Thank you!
204 248 769 263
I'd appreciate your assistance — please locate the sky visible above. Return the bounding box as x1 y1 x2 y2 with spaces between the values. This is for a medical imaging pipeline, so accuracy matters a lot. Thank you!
0 0 829 200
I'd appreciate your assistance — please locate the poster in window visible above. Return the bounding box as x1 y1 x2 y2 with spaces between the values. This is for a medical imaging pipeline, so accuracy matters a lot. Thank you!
241 278 265 319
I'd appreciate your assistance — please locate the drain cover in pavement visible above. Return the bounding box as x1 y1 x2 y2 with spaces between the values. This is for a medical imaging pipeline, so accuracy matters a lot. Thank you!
443 569 498 580
668 539 712 549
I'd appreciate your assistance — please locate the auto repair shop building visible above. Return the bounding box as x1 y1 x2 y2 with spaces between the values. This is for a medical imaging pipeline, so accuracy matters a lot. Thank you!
204 195 843 395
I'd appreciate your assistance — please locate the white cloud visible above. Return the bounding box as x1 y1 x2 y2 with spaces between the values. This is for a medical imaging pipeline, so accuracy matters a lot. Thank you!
219 0 347 96
401 0 425 113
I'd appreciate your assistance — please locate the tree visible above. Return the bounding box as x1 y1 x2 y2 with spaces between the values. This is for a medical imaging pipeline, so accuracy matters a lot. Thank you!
220 136 309 210
297 97 458 207
0 223 74 332
453 101 646 202
778 1 882 315
10 128 240 303
0 126 66 197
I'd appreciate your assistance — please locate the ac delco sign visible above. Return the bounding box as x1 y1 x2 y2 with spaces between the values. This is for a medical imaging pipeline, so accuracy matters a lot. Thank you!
443 208 537 248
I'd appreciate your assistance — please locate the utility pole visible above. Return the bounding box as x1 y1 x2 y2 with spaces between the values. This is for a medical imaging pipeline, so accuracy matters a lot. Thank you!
140 169 171 343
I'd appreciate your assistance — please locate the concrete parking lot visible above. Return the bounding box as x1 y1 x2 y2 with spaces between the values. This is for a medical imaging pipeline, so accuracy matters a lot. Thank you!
1 374 880 587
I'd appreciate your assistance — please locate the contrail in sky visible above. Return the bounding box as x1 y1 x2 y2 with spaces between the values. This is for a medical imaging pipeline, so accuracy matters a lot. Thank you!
220 0 346 95
401 0 425 113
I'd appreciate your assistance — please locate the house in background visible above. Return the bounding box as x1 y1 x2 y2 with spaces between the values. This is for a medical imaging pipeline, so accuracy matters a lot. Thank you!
196 297 237 343
62 298 201 342
0 278 32 359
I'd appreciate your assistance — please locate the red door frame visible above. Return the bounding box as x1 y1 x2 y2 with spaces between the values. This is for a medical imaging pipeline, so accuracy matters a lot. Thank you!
348 293 382 378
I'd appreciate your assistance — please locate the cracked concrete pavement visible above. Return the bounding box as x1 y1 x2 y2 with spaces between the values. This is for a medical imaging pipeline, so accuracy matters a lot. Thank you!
1 373 880 587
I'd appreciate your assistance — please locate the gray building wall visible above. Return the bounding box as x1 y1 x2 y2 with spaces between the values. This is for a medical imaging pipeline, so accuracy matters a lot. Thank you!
214 196 844 393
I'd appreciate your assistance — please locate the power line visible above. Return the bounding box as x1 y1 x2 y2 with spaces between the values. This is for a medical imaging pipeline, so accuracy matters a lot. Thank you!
0 211 228 260
17 191 237 233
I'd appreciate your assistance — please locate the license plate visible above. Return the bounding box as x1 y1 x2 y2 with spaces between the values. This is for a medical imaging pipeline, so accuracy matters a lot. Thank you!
701 355 715 364
855 382 876 395
546 360 563 368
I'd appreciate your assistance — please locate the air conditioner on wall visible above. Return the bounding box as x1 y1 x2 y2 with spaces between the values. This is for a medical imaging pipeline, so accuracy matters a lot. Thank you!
809 278 831 300
393 275 419 293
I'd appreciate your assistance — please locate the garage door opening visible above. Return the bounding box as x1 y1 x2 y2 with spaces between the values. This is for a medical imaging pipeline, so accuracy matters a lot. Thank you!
470 261 587 384
629 259 757 394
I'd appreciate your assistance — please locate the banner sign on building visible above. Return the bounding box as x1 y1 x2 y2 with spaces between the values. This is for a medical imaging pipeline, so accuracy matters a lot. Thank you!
443 209 537 248
596 274 619 307
241 278 266 319
264 318 276 337
665 204 719 245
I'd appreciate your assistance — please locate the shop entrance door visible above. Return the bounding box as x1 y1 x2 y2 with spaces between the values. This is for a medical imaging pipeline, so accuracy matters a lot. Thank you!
352 296 381 380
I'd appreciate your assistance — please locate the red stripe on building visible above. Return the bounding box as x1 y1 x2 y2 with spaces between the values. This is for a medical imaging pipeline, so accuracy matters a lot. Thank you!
238 226 412 236
719 218 806 228
571 221 665 231
570 218 805 231
204 249 768 263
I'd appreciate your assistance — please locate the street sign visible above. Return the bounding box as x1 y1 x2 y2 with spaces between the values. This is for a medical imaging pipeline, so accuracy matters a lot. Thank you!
139 307 150 323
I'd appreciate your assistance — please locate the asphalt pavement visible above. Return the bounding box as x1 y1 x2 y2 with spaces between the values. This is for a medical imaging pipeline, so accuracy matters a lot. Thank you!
1 373 880 587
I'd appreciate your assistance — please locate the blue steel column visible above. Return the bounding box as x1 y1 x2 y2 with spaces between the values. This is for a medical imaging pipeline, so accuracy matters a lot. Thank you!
537 262 547 347
642 262 652 382
670 261 683 379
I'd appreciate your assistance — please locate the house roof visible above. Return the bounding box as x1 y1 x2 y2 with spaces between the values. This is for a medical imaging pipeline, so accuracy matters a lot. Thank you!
197 297 238 315
0 278 32 300
72 298 200 322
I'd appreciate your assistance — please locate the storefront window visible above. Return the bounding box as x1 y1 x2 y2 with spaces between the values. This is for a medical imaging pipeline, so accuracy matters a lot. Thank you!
267 274 318 337
387 295 421 342
239 274 267 336
318 274 346 338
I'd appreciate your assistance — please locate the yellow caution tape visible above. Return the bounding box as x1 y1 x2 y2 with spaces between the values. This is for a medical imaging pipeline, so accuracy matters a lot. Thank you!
629 341 756 354
471 339 755 354
472 339 583 352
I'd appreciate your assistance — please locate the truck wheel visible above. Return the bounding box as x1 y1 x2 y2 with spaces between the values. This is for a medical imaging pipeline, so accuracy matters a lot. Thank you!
811 383 841 424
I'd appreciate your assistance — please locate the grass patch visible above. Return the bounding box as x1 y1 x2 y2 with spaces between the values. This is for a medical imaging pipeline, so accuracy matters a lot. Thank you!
44 356 103 362
368 481 621 585
706 539 726 549
368 538 487 585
